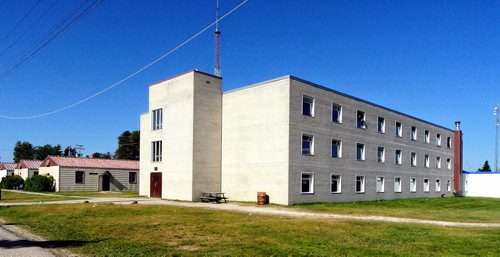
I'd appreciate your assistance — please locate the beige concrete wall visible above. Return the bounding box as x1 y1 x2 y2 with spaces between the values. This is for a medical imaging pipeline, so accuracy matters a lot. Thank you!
140 71 223 201
192 74 222 200
39 166 60 192
15 168 29 180
221 78 291 205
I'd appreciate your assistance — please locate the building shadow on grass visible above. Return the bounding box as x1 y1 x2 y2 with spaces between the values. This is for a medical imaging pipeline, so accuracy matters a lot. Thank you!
0 239 98 249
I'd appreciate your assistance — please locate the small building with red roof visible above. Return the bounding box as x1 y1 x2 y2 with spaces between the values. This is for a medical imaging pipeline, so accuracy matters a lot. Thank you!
0 162 16 179
14 160 43 180
39 156 139 192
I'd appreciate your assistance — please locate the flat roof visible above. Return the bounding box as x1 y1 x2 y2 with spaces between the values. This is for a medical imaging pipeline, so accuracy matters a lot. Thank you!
225 75 454 132
463 171 500 174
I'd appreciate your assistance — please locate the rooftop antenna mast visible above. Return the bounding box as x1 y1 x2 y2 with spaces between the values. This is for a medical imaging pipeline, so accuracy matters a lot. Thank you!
214 0 221 77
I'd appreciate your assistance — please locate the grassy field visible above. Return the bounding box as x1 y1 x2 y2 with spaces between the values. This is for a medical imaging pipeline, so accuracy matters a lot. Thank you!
0 191 76 203
289 197 500 223
51 191 140 198
0 203 498 256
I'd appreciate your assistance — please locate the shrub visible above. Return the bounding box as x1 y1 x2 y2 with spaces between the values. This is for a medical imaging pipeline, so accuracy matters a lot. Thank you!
24 175 55 192
0 175 24 189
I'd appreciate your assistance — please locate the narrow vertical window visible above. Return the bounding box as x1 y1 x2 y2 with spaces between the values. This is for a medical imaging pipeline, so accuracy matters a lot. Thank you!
377 117 385 133
424 130 430 143
129 172 137 184
395 149 402 165
332 103 342 123
424 154 430 168
356 110 366 129
410 177 417 192
355 176 365 193
331 139 342 158
436 133 442 147
394 177 402 193
423 178 430 192
301 172 314 194
447 158 452 170
435 179 441 192
377 146 385 163
436 156 442 169
376 176 385 193
447 137 452 148
152 141 162 162
356 143 365 161
302 134 314 155
395 122 402 137
302 96 314 117
447 180 451 192
152 108 163 130
411 152 417 167
331 174 341 193
411 126 417 141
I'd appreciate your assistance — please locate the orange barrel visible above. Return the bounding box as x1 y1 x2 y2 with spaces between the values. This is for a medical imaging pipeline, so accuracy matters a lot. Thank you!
257 192 267 205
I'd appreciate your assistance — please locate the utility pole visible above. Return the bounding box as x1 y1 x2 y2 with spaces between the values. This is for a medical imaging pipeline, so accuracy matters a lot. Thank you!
494 105 499 172
75 144 85 157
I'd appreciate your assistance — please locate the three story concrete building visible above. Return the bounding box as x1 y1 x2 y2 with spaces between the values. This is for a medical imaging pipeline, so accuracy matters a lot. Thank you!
140 70 460 205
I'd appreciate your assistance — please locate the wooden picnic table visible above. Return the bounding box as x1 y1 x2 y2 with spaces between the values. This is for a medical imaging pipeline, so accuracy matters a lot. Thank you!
200 192 228 203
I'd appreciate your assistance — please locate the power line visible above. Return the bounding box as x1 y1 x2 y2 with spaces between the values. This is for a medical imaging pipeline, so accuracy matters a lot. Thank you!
0 0 103 80
0 0 42 46
0 0 60 59
0 0 249 120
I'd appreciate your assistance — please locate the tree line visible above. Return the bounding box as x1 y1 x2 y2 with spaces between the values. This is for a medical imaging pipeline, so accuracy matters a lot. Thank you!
12 130 139 163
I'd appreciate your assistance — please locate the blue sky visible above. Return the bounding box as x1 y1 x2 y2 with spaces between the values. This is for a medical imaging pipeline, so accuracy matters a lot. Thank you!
0 0 498 170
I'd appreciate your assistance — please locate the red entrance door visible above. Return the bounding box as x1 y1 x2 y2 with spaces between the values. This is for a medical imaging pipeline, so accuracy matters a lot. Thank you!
150 172 162 198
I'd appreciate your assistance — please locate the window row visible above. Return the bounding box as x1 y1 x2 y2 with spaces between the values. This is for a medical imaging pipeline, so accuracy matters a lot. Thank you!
301 173 451 194
74 171 138 184
302 95 452 148
303 135 452 170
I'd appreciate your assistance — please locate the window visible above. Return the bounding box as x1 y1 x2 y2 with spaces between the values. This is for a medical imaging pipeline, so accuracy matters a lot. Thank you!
75 171 85 184
129 172 137 184
302 134 314 155
424 154 430 168
356 110 366 129
355 175 365 193
424 130 430 143
395 149 402 165
376 176 385 193
33 171 39 176
411 152 417 167
332 103 342 123
447 180 451 192
331 139 342 158
435 179 441 192
331 174 341 193
423 178 430 192
436 156 442 169
394 177 402 193
436 133 442 147
302 95 314 117
447 158 452 170
411 126 417 141
377 117 385 133
356 143 365 161
447 137 452 148
301 172 314 194
152 141 162 162
152 108 163 130
410 177 417 192
377 146 385 163
395 122 402 137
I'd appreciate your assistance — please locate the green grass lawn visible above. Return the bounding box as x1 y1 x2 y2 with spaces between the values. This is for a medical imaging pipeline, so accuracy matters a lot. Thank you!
51 191 140 198
0 191 76 203
0 203 498 256
289 197 500 223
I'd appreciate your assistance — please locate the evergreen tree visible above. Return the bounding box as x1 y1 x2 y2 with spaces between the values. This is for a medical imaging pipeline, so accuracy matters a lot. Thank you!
478 160 492 171
115 130 140 160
